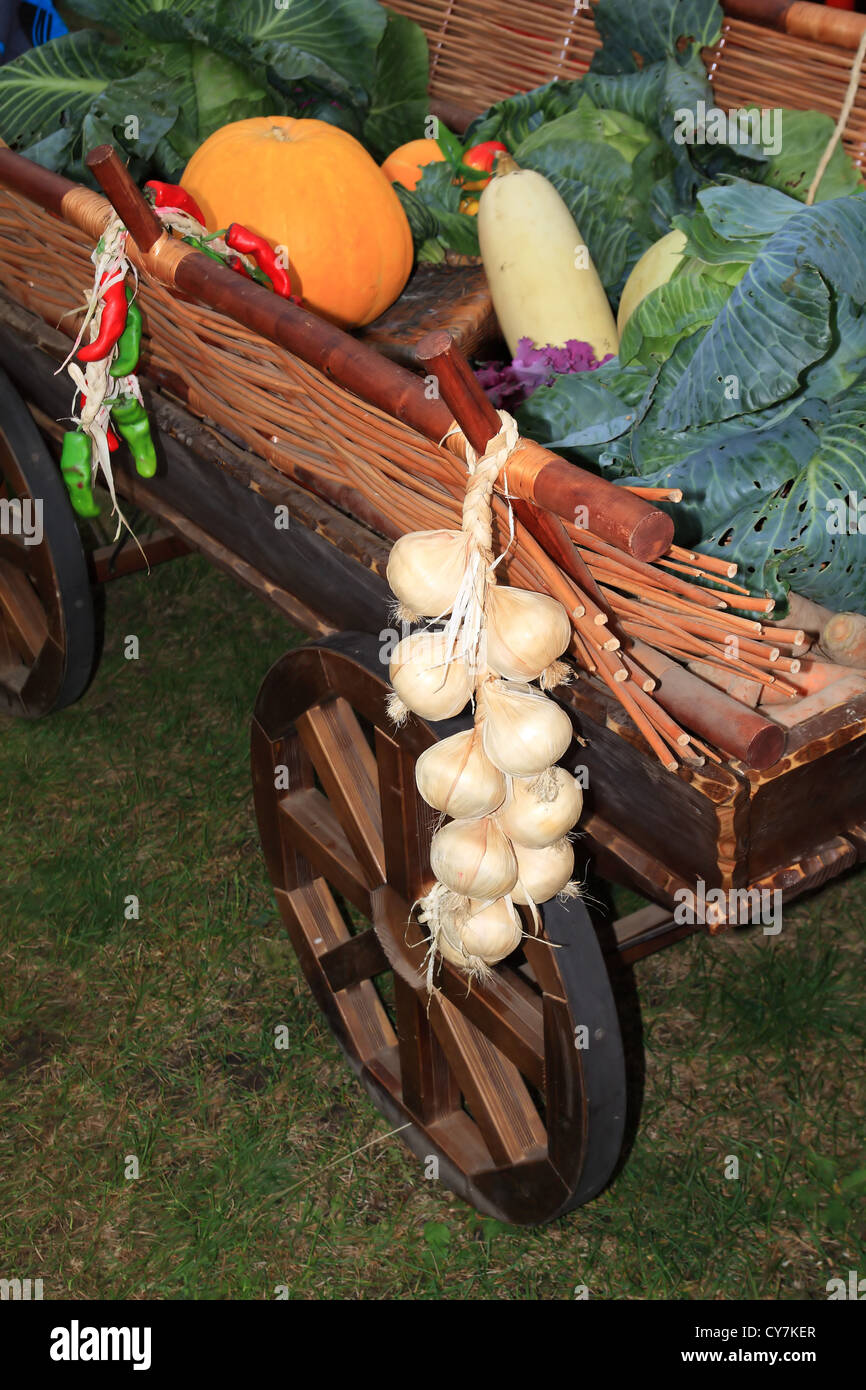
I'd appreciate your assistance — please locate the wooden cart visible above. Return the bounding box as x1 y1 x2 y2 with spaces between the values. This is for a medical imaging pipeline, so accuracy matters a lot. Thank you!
1 0 866 1224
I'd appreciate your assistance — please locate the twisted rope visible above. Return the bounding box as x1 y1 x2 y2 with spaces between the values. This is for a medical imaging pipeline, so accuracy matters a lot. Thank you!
441 411 519 680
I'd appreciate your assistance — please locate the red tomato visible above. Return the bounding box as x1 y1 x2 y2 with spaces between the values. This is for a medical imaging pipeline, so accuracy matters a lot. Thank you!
462 141 508 190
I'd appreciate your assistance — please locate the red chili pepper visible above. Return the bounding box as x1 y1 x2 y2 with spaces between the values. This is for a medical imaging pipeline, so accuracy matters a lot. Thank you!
78 275 129 365
226 223 293 299
80 393 119 452
145 181 206 226
225 253 253 280
462 140 509 189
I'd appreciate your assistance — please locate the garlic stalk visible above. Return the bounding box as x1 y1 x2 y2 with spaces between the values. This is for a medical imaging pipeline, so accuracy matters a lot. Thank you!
385 410 583 981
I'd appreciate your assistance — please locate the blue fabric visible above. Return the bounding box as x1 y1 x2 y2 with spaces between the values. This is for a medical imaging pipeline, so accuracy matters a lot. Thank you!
0 1 67 56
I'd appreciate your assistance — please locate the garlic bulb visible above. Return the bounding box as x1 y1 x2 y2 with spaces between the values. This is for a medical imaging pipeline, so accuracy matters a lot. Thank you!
481 679 573 777
430 816 518 899
438 896 523 968
512 838 575 905
461 897 523 960
498 766 583 848
389 631 472 721
415 729 506 819
386 529 470 618
486 587 571 681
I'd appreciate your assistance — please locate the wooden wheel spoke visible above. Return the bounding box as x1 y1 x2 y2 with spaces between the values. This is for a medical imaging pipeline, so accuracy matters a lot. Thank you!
429 994 547 1168
440 964 546 1090
278 785 372 918
374 727 438 901
0 620 26 683
0 533 34 571
280 880 394 1062
0 563 49 663
394 975 461 1122
319 926 389 992
296 697 387 888
372 886 545 1087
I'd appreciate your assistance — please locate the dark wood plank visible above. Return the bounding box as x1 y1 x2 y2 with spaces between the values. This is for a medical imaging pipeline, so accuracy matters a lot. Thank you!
745 710 866 882
429 993 547 1168
319 927 389 993
90 527 189 582
278 786 372 918
394 975 462 1123
297 697 387 889
278 882 394 1061
359 263 497 368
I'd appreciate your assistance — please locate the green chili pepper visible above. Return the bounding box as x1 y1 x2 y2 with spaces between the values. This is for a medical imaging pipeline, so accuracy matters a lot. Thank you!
182 233 226 265
109 288 142 379
110 395 158 479
60 431 100 518
182 233 272 288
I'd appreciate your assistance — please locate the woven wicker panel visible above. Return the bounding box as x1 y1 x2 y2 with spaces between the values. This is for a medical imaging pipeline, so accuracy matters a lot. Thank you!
0 189 456 546
389 0 600 113
709 18 866 168
388 1 866 169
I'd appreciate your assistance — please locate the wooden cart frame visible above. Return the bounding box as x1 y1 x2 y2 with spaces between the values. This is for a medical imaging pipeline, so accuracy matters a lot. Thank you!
2 0 866 1223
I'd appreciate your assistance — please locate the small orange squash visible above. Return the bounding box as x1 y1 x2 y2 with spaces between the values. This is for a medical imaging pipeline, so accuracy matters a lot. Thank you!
381 137 445 191
182 117 414 328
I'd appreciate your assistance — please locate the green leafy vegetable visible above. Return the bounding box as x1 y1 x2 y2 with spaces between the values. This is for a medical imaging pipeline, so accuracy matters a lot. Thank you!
758 109 864 204
590 0 724 73
0 31 139 154
362 11 430 161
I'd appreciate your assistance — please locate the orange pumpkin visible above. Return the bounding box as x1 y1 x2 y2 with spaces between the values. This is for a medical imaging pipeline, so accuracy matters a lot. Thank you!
182 117 414 329
381 137 445 191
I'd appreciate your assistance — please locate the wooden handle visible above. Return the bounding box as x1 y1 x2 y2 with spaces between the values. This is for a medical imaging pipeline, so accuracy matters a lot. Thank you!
415 329 674 561
724 0 866 48
415 328 501 454
86 145 164 253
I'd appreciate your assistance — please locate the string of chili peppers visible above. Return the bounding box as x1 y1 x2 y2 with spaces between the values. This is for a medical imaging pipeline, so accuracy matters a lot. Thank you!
59 217 155 537
144 181 301 304
58 181 300 527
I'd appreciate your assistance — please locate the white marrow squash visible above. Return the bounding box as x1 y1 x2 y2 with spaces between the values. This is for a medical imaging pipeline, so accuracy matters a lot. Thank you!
478 153 619 360
616 229 687 334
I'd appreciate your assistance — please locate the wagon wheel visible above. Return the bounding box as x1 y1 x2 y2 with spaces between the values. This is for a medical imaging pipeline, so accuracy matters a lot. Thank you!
0 366 96 717
251 632 627 1225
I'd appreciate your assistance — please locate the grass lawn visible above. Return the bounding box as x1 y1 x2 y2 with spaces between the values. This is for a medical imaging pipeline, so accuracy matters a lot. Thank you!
1 552 864 1299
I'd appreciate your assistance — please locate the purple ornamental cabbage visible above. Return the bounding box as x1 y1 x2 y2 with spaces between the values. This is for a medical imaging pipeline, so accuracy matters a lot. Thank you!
476 337 613 409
